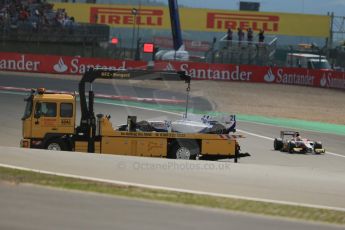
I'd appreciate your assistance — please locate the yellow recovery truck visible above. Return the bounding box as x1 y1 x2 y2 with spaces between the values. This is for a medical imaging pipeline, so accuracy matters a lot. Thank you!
21 68 242 162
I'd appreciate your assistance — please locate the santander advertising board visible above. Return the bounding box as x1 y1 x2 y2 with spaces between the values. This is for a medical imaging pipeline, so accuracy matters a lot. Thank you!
263 68 315 86
52 57 130 74
179 63 253 81
0 52 343 90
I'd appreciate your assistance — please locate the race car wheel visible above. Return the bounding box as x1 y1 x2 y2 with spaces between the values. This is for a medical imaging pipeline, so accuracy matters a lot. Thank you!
274 138 283 150
168 140 200 160
209 123 227 134
288 142 296 154
314 142 323 149
136 120 155 132
314 141 323 154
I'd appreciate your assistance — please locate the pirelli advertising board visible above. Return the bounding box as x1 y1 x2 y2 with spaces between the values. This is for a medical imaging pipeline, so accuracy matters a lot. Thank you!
53 3 330 37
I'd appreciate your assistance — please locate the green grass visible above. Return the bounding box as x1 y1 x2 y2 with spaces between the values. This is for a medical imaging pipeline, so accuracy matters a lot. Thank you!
0 166 344 225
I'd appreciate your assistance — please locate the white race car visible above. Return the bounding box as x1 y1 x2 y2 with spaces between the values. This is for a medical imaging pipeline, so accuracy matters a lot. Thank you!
274 131 325 154
170 114 236 134
118 114 236 134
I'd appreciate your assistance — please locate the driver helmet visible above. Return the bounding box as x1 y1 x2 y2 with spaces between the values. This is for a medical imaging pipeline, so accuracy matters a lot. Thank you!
295 132 300 137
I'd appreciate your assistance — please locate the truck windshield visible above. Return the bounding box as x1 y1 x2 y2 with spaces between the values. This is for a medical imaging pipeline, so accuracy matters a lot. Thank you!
22 97 33 120
310 60 332 70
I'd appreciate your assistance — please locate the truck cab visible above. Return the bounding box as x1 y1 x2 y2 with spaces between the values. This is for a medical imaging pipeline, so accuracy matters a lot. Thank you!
21 88 76 150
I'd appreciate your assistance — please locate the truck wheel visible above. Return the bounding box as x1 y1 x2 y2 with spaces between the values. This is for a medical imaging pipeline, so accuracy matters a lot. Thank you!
46 139 67 151
274 138 283 150
168 140 199 160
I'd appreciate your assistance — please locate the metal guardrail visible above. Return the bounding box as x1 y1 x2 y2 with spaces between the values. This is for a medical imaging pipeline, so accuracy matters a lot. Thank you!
268 36 278 58
213 33 278 65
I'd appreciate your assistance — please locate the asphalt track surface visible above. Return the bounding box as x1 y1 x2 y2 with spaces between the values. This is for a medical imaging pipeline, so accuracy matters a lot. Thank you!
0 73 345 228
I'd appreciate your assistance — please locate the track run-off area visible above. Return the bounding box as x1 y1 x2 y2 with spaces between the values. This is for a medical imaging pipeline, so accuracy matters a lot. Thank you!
0 72 344 215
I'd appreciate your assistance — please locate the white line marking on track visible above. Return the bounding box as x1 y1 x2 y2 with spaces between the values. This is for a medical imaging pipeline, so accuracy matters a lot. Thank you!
324 151 345 158
237 129 274 141
1 162 344 212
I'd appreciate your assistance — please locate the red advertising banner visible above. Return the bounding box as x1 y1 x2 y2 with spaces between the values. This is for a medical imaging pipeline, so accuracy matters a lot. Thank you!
0 52 147 75
153 61 345 90
0 52 344 90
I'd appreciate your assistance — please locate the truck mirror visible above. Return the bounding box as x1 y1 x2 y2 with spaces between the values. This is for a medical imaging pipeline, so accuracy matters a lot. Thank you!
34 111 41 119
34 103 41 118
